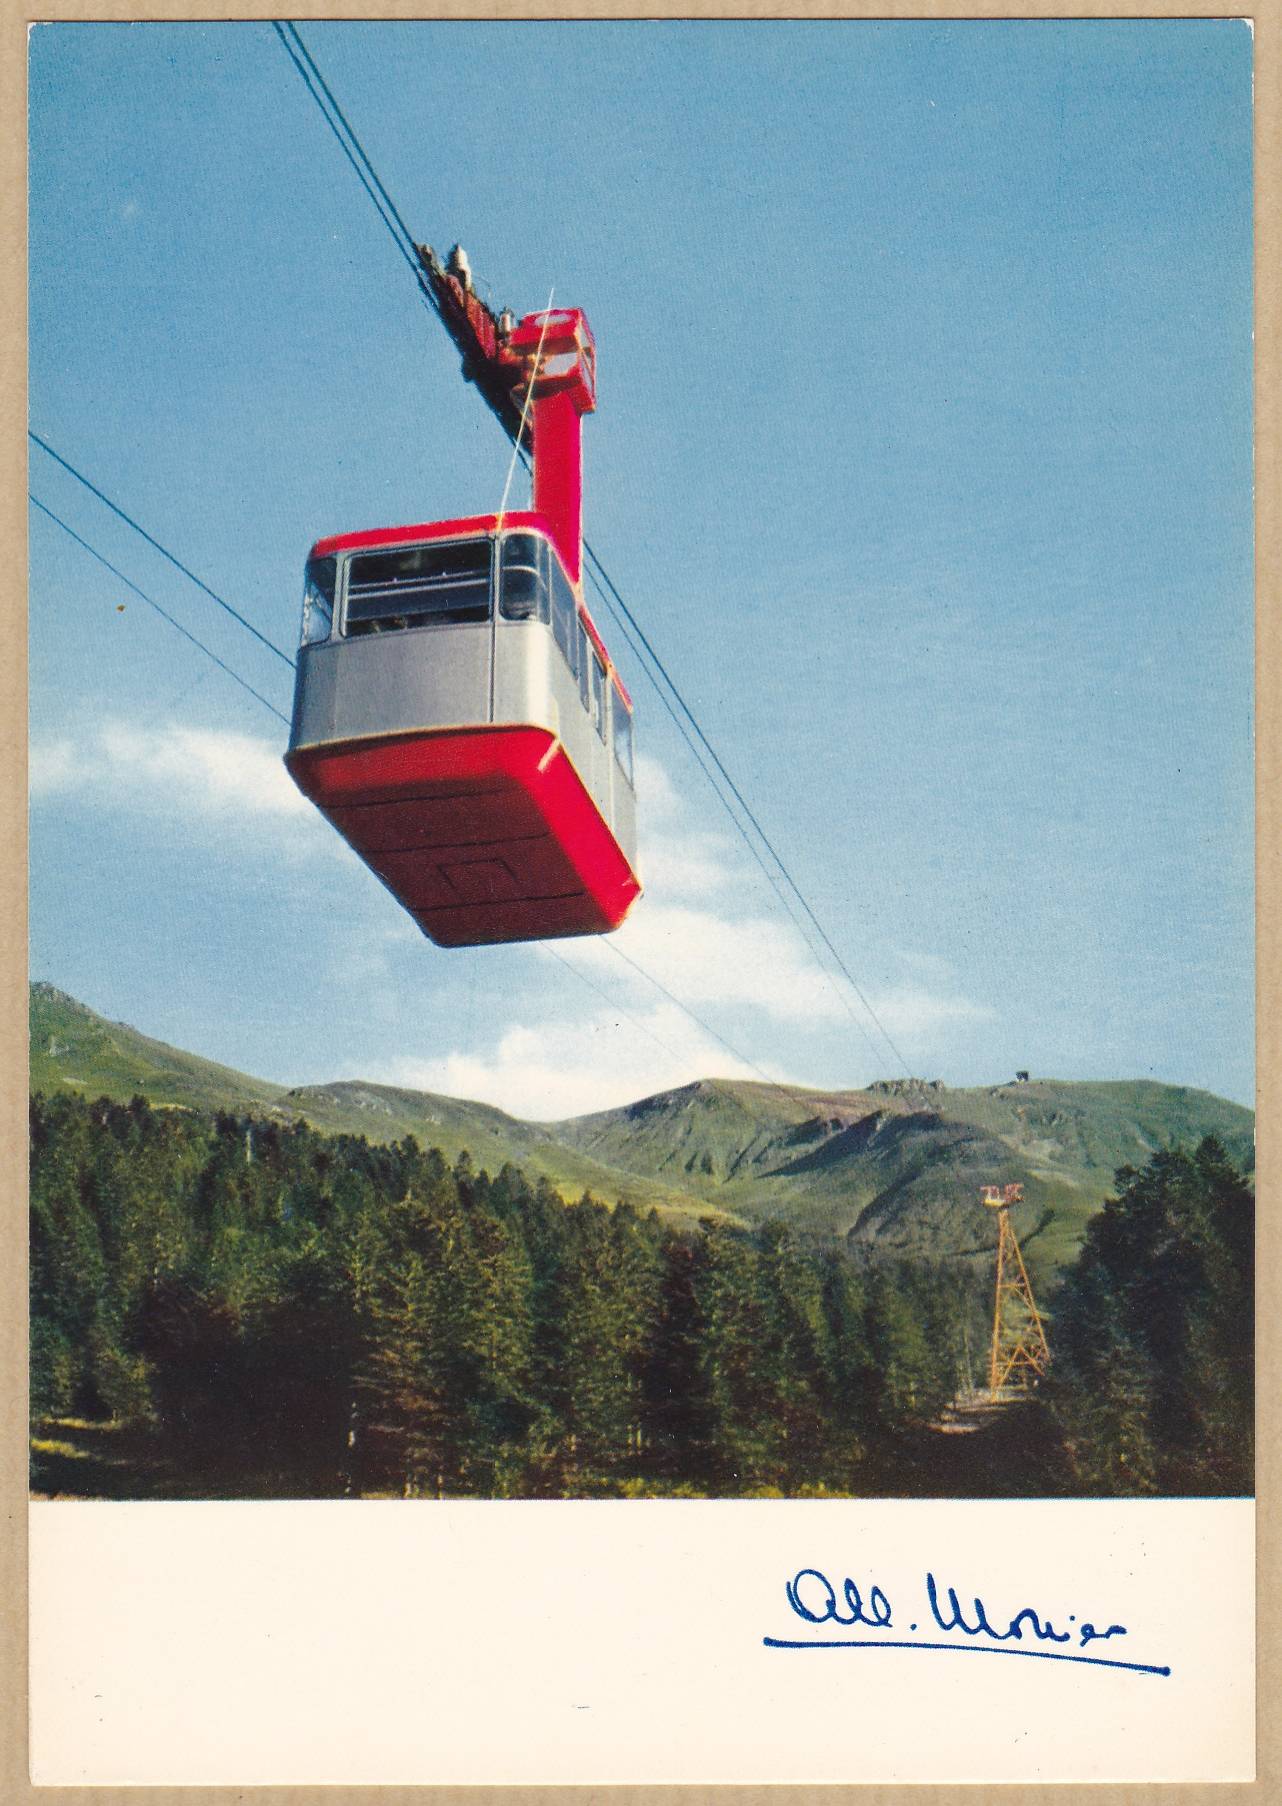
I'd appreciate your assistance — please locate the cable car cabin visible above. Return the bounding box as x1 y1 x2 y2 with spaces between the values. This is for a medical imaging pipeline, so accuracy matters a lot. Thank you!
284 512 641 948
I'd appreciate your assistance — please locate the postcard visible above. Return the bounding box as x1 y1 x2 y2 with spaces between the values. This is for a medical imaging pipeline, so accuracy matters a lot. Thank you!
21 13 1260 1790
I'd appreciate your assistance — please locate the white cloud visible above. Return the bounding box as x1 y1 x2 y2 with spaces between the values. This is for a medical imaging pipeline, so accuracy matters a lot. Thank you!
632 752 682 822
864 984 995 1040
619 758 994 1048
371 970 991 1120
575 900 851 1025
381 1000 768 1121
639 829 737 899
100 723 310 816
891 947 959 984
30 721 313 820
31 728 991 1104
29 739 78 795
616 752 856 1021
633 753 738 898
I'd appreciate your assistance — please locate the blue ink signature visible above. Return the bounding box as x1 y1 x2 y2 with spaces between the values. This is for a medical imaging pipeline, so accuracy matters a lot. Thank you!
765 1568 1169 1677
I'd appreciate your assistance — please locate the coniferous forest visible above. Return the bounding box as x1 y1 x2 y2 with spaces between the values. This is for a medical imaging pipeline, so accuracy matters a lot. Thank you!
29 1092 1253 1500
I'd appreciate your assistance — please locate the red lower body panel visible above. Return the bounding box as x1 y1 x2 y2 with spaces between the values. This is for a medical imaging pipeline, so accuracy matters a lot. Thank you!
286 727 641 948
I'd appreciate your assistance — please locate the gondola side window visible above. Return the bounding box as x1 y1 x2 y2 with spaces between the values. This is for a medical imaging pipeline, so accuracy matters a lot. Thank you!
591 652 608 743
550 555 578 676
614 698 634 785
344 539 492 636
301 556 336 646
499 533 551 623
577 619 591 711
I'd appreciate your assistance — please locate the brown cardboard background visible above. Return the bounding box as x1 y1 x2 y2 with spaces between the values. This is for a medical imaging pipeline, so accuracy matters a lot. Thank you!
5 3 1274 1798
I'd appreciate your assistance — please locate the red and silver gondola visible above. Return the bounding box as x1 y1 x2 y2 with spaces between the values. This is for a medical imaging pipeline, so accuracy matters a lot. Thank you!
285 276 641 948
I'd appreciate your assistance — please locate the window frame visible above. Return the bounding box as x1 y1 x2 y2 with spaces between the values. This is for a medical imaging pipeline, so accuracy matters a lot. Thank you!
498 530 552 625
339 534 495 639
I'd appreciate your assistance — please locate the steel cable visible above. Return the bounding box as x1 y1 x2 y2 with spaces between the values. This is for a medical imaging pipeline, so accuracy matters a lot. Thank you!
269 21 912 1078
29 432 296 669
30 496 292 725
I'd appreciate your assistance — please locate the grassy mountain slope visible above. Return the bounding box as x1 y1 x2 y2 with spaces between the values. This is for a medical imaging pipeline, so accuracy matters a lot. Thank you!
554 1074 1254 1280
30 983 1253 1277
271 1078 733 1223
28 984 728 1227
30 982 287 1115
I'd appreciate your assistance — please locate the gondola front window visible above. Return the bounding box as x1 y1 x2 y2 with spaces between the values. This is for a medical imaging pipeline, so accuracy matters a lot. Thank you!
345 539 492 636
301 556 336 645
499 534 551 623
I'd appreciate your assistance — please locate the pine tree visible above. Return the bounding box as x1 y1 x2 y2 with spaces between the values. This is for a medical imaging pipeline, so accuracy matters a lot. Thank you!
1044 1138 1253 1495
357 1183 488 1497
641 1229 715 1485
864 1264 939 1431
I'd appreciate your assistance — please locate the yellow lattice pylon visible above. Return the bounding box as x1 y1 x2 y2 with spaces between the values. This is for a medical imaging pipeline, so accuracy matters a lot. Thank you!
981 1184 1050 1392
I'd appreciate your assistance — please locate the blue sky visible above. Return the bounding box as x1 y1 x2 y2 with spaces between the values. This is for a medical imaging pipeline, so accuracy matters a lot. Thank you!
28 20 1254 1116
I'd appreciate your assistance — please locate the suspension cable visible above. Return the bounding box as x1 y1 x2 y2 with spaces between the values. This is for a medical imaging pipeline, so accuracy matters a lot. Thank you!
272 22 437 311
268 22 915 1078
572 942 823 1118
30 496 291 726
29 432 296 670
540 944 688 1067
30 487 797 1094
577 558 890 1069
582 545 910 1073
278 24 425 270
602 943 789 1096
522 440 858 1048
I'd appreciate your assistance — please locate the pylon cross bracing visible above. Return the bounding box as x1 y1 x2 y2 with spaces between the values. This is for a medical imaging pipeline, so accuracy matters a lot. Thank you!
983 1185 1050 1392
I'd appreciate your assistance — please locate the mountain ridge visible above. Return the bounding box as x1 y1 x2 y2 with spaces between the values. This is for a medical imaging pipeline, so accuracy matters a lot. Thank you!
29 981 1254 1276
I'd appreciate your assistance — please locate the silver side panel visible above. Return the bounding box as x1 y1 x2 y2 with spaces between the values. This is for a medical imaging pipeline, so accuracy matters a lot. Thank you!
494 616 639 871
290 625 492 753
290 643 337 749
493 620 555 736
542 632 605 812
612 760 638 865
290 576 639 875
